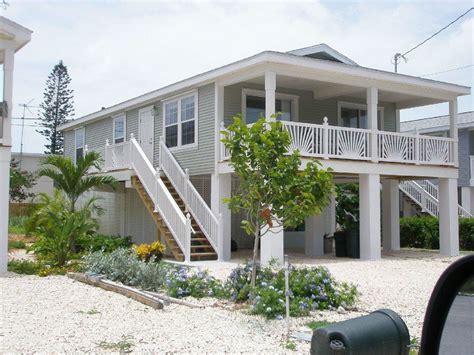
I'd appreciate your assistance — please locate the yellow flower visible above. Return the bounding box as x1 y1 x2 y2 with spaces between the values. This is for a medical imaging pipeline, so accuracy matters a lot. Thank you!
133 241 166 261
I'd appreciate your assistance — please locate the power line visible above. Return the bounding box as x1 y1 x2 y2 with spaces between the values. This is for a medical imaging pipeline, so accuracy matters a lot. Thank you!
393 7 474 72
12 123 41 127
420 64 474 77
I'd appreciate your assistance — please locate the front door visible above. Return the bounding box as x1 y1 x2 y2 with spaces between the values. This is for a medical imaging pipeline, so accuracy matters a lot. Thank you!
138 107 154 161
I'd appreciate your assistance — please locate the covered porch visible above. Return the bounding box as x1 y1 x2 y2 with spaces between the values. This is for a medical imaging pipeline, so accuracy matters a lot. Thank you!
212 67 467 263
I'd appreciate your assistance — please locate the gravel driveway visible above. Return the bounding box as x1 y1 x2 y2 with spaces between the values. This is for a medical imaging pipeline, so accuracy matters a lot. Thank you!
0 250 462 353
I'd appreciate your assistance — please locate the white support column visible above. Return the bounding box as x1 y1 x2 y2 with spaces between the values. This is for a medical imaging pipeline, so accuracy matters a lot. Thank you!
367 87 378 162
2 47 14 146
395 107 400 132
461 187 472 214
305 214 325 257
261 221 284 265
382 179 400 252
439 178 459 256
328 194 336 236
265 71 276 121
211 173 232 261
359 173 381 260
449 100 459 167
0 47 15 273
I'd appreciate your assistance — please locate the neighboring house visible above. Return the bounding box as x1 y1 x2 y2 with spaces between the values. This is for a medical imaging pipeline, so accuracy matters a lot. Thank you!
11 152 55 199
401 111 474 215
59 43 470 264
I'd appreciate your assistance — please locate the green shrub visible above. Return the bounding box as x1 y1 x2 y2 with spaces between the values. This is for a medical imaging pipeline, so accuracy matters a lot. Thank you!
83 249 223 298
8 240 26 250
8 215 29 234
7 259 82 276
226 262 358 319
83 251 358 319
459 218 474 250
165 268 227 298
76 234 132 254
400 216 474 251
8 260 42 275
28 192 100 266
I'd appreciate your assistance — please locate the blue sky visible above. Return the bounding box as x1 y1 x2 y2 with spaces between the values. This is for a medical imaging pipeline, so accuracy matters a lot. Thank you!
4 0 473 153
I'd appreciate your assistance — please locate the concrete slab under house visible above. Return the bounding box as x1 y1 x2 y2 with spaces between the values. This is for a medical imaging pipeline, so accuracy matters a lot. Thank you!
58 43 471 264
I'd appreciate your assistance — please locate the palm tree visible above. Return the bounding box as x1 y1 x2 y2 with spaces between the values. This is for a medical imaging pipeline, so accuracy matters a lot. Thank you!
37 151 117 213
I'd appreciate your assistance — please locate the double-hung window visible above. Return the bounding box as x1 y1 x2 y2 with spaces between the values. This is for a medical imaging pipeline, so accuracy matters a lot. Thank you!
242 89 298 124
339 102 384 130
75 127 85 163
113 114 126 144
164 92 197 149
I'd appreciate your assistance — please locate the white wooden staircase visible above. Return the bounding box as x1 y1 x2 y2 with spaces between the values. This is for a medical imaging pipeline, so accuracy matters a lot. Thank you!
104 136 221 262
399 180 472 218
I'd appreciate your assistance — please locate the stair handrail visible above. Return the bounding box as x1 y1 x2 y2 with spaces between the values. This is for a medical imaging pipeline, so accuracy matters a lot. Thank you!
129 137 191 261
159 137 220 255
400 180 472 218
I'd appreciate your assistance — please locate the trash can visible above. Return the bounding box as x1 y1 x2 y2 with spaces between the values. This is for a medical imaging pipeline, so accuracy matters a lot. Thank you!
311 309 410 355
346 229 360 259
334 231 347 257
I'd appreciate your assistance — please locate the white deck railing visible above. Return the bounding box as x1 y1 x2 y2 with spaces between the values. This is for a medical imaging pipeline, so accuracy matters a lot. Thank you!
220 118 456 166
104 136 192 261
400 180 472 218
159 138 220 255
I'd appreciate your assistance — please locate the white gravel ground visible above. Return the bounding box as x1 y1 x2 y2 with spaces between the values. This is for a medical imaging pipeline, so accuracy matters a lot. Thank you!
0 249 463 353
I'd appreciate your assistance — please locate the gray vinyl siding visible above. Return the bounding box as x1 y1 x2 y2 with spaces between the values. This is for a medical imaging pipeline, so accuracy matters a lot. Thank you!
84 117 113 157
224 82 397 132
155 83 215 175
64 130 75 160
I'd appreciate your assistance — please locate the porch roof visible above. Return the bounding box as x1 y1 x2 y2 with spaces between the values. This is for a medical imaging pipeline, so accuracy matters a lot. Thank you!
59 50 471 131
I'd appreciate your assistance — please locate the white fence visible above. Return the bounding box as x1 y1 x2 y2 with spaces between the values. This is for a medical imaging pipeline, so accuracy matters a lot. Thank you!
220 118 456 166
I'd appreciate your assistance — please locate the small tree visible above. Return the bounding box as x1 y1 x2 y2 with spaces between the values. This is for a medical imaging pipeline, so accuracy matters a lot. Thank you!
37 60 74 155
9 158 36 202
222 116 334 286
37 151 117 214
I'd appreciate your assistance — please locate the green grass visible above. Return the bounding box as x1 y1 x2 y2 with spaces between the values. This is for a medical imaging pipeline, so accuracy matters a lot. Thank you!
97 336 134 353
77 308 101 315
306 320 333 330
8 216 29 234
7 260 42 275
285 340 296 351
8 240 26 250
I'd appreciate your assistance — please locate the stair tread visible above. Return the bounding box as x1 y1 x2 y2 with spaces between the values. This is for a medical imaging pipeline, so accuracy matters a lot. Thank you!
191 252 217 256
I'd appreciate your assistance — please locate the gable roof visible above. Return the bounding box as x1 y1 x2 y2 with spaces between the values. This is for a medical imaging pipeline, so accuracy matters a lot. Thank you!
59 49 470 131
287 43 358 66
400 111 474 133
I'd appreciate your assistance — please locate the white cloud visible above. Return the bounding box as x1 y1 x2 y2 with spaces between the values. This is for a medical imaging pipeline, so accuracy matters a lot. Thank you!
4 0 473 153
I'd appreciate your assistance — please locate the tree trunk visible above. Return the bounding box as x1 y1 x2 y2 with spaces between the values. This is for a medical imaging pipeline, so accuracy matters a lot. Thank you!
69 196 77 254
250 228 260 288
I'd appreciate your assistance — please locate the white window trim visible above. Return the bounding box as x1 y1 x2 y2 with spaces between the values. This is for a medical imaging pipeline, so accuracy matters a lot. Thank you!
337 101 385 130
162 90 198 151
74 126 85 164
113 113 126 144
241 88 299 123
